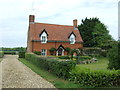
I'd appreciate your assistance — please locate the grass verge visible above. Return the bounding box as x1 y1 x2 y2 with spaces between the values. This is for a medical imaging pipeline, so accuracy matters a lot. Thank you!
19 58 84 88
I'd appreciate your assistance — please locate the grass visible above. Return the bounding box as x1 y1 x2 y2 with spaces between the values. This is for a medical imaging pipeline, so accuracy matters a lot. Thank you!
19 58 84 88
77 57 109 71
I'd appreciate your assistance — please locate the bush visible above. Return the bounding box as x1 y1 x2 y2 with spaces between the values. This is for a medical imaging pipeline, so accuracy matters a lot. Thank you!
25 53 76 79
107 42 120 70
58 56 70 59
19 52 25 58
0 51 4 58
4 51 16 55
34 51 41 55
69 67 120 87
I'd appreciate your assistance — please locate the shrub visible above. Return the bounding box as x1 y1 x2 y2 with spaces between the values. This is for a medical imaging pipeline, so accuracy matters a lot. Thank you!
0 51 4 58
69 66 120 87
107 42 120 70
19 52 25 58
25 53 76 79
49 47 56 55
34 51 41 55
58 56 70 59
65 47 71 55
4 51 16 55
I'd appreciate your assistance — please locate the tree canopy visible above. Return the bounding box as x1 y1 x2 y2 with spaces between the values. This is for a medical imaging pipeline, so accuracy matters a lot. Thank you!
78 17 113 49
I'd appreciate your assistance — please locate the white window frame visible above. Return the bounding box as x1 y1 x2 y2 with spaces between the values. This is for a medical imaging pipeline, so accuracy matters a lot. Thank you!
40 32 47 43
69 34 75 44
41 49 47 56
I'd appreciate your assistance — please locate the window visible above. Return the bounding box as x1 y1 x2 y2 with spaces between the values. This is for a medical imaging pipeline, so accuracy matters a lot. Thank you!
41 36 47 43
70 37 75 44
41 49 46 56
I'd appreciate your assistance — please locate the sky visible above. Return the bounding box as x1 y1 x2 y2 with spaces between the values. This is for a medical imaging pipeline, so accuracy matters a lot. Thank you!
0 0 119 48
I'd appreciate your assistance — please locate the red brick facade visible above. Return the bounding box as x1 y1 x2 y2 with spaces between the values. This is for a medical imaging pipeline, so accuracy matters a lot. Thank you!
27 15 83 56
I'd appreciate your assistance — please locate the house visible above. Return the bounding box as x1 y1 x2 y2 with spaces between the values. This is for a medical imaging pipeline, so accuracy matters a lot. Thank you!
27 15 83 56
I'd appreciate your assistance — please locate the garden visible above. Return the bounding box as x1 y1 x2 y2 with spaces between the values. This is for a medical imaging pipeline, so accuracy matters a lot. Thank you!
18 44 120 88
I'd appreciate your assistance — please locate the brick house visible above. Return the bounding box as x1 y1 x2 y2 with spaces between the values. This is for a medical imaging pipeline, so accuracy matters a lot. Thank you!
27 15 83 56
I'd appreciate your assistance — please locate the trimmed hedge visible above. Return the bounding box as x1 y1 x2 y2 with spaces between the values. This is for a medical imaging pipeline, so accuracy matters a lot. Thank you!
58 56 70 59
69 67 120 87
19 52 25 58
4 51 16 55
25 53 76 79
34 51 41 55
0 51 4 58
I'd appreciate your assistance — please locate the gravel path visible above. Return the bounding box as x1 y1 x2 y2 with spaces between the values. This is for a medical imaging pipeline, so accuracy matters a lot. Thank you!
1 55 56 88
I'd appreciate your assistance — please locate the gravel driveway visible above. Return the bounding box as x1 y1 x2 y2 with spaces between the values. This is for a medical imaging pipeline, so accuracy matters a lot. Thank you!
1 55 56 88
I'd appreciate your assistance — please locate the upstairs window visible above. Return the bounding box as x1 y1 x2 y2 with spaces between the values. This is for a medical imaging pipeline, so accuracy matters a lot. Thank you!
41 49 46 56
70 37 75 44
41 36 47 43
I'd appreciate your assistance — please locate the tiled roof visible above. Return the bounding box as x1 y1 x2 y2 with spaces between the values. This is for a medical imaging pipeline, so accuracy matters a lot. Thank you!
30 23 83 42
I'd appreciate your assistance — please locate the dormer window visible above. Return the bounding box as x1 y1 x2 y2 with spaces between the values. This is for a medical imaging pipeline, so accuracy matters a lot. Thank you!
68 31 76 44
70 37 75 44
39 29 48 44
41 36 47 43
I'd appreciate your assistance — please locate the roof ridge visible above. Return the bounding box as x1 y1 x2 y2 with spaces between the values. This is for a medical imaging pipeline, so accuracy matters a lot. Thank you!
35 22 74 27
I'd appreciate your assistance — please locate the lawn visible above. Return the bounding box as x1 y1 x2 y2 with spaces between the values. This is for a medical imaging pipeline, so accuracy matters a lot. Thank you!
19 58 84 88
77 57 109 71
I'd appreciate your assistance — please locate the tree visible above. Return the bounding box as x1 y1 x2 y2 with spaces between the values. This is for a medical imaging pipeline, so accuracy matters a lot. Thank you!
107 41 120 70
78 17 112 48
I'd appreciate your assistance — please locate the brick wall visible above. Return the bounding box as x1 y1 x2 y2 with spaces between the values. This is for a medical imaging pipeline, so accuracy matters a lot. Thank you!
32 41 83 56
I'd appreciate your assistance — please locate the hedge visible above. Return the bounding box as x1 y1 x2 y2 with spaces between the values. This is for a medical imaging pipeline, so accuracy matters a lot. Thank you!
4 51 16 55
25 53 76 79
58 56 70 59
34 51 41 55
69 67 120 87
19 52 25 58
0 51 4 58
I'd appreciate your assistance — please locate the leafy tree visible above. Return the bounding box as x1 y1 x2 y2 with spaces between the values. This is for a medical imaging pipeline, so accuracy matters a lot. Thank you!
78 17 112 48
107 41 120 70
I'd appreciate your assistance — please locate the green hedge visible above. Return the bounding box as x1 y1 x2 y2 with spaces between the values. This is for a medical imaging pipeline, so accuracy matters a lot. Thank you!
25 53 76 79
69 67 120 87
19 52 25 58
34 51 41 55
4 51 16 55
58 56 70 59
0 51 4 58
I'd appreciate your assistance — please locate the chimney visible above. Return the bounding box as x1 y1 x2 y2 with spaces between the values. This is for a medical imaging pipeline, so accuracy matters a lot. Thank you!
29 15 35 23
73 19 78 28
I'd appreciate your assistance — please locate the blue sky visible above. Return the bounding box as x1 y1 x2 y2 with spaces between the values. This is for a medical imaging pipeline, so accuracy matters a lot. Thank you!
0 0 119 47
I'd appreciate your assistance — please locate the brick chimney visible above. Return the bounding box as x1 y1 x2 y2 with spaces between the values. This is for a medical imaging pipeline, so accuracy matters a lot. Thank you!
29 15 35 23
73 19 78 28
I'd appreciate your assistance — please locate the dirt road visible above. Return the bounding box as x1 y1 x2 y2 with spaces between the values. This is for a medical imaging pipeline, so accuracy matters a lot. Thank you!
1 55 55 88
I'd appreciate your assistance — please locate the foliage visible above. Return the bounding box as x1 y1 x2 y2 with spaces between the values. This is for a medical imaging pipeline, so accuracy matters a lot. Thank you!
65 47 71 55
19 52 25 58
107 41 120 70
71 49 79 59
49 47 56 55
69 67 120 87
1 47 26 52
58 56 70 59
19 58 84 88
25 53 76 79
78 17 112 48
0 51 4 58
4 51 16 55
34 51 41 55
